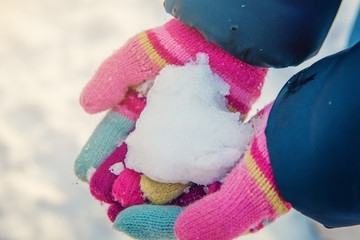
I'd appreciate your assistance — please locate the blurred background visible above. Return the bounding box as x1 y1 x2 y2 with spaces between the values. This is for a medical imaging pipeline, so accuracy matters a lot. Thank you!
0 0 359 239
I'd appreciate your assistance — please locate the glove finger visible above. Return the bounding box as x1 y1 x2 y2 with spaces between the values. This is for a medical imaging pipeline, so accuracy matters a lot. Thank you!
89 143 127 203
111 182 218 237
74 110 134 182
74 91 145 182
140 175 193 205
169 184 207 207
107 203 125 223
112 168 146 207
80 33 164 114
114 205 184 240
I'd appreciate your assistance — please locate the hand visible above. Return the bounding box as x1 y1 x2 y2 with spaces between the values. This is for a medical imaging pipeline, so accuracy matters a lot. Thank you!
74 18 267 226
112 42 360 239
115 103 292 240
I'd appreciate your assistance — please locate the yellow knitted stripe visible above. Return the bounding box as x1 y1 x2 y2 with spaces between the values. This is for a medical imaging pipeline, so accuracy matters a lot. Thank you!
227 104 237 113
138 31 167 69
245 150 290 215
227 105 247 122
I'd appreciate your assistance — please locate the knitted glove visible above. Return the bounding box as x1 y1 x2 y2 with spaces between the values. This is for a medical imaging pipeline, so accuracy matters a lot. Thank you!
74 18 267 222
115 103 292 240
80 18 266 114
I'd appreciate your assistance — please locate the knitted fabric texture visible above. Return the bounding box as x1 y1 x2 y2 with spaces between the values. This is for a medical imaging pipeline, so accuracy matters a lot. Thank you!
140 175 192 205
75 18 268 225
107 204 125 223
74 91 146 182
75 18 266 182
80 18 267 115
111 167 145 208
114 205 183 240
89 143 129 204
174 103 291 240
169 185 207 207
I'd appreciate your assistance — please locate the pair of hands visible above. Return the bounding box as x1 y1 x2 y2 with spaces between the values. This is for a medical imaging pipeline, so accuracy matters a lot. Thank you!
74 19 290 240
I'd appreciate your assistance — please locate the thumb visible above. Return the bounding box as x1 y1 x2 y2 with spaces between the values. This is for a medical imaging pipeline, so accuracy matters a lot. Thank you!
80 27 166 113
114 205 184 240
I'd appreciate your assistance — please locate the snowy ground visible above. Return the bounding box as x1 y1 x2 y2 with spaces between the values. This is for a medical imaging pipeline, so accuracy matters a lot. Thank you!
0 0 360 239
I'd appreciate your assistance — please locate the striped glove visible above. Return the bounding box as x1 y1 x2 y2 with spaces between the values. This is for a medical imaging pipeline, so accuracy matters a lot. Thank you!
115 103 292 240
74 18 267 224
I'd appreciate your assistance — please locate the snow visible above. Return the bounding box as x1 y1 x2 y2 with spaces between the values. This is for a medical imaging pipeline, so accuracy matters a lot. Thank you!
1 0 360 240
109 162 125 176
134 79 155 98
87 167 97 181
125 54 254 185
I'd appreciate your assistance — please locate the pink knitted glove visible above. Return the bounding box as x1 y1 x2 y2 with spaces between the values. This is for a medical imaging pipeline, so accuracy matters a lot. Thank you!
74 18 267 223
80 19 266 114
174 103 292 240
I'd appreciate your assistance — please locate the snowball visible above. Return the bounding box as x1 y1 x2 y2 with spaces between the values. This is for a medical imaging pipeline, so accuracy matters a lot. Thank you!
125 53 254 185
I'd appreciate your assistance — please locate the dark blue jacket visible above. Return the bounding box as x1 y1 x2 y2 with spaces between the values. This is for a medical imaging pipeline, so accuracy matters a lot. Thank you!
266 42 360 228
164 0 341 68
164 0 360 228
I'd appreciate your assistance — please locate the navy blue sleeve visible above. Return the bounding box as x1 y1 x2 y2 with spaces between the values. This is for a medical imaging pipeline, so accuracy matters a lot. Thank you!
265 42 360 228
164 0 341 68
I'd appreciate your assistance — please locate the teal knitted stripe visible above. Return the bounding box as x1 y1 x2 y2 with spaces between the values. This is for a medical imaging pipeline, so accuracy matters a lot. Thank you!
74 111 135 181
114 205 184 240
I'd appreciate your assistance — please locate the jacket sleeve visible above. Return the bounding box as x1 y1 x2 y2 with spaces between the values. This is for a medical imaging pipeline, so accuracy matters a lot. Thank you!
265 41 360 228
164 0 341 68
